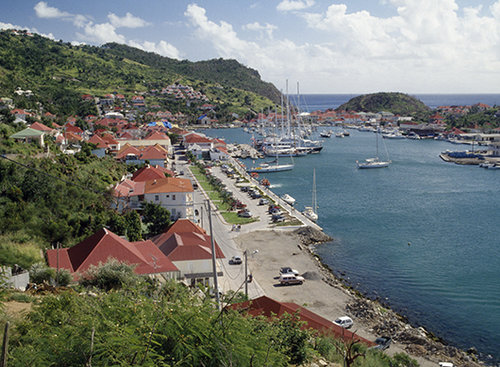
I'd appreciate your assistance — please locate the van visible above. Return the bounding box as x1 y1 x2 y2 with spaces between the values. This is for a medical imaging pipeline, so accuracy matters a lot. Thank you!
279 274 304 285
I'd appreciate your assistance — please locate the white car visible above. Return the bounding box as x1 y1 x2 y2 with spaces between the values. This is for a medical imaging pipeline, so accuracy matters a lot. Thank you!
279 274 305 285
333 316 353 329
439 363 454 367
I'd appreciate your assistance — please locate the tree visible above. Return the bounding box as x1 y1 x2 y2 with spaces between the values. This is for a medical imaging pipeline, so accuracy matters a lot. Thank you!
142 202 171 237
125 210 142 241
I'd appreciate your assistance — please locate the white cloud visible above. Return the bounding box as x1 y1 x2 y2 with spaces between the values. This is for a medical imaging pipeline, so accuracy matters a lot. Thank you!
243 22 277 39
34 1 71 19
277 0 314 12
78 22 126 44
108 12 150 28
128 40 181 59
184 1 500 93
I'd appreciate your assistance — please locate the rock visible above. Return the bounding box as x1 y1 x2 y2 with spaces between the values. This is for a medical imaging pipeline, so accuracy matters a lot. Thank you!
294 226 332 245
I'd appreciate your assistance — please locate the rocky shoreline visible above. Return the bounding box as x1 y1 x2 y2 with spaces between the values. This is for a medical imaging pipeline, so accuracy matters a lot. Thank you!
295 226 488 367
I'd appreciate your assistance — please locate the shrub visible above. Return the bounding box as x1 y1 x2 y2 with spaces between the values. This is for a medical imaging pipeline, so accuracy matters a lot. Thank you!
29 262 55 284
55 269 72 286
79 259 141 291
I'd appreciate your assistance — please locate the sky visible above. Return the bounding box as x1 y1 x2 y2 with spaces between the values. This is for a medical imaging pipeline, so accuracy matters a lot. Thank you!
1 0 500 94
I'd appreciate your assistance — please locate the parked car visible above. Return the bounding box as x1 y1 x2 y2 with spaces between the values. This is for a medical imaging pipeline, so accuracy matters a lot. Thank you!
438 363 454 367
280 267 299 276
229 256 242 265
238 211 252 218
370 336 392 351
279 274 305 285
333 316 353 329
259 198 269 205
251 192 262 199
268 206 281 214
272 214 285 223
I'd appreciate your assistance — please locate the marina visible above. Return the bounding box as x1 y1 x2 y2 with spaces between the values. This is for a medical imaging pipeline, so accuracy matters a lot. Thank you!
202 126 500 362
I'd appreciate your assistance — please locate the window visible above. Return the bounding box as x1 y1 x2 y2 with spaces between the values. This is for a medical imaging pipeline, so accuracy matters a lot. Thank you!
172 194 176 200
155 195 159 201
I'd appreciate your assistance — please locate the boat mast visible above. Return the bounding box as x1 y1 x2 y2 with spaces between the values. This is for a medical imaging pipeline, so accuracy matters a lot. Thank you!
312 168 317 214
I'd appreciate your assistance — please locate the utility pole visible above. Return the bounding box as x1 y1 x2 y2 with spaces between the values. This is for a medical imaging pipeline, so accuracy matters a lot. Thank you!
207 200 221 310
244 250 248 297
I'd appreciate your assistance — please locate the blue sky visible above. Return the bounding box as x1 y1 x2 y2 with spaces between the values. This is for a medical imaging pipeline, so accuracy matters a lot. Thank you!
1 0 500 93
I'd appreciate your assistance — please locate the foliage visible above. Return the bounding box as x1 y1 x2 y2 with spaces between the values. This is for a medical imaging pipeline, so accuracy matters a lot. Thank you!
0 30 278 118
6 291 35 303
29 262 55 284
445 107 500 129
0 237 42 269
124 210 143 241
8 282 291 366
79 259 142 291
337 92 431 116
0 150 127 248
55 268 72 286
142 202 171 237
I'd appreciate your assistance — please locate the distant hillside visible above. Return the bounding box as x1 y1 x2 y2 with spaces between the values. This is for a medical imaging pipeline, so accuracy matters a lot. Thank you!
337 92 430 115
0 30 280 116
103 43 281 104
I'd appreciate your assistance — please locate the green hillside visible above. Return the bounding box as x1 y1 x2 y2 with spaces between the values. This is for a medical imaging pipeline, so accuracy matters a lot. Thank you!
0 30 280 117
337 92 430 116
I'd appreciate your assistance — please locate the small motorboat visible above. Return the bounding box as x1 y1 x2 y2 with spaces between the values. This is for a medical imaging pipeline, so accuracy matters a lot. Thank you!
281 193 296 206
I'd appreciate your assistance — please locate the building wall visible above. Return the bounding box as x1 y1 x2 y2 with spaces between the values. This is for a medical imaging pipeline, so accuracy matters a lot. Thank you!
143 192 194 220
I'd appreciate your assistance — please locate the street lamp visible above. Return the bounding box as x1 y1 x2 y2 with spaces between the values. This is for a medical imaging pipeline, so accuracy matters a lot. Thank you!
244 249 259 298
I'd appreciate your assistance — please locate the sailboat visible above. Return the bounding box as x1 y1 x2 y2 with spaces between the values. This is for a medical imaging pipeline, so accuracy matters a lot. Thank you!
247 106 294 173
356 128 391 169
302 169 318 222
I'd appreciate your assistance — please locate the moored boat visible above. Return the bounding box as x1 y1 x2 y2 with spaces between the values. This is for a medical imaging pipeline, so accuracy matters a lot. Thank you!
281 193 296 205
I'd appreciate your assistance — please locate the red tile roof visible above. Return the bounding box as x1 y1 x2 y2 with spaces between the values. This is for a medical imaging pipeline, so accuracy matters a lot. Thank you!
65 124 84 134
115 144 141 159
146 131 170 140
88 134 108 148
151 219 224 261
184 133 213 144
230 296 375 346
140 145 168 160
132 165 174 182
46 228 179 277
30 122 54 132
113 179 145 197
144 177 193 194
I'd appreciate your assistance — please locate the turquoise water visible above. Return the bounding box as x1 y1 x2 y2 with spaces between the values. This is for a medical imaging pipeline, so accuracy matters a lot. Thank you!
202 127 500 362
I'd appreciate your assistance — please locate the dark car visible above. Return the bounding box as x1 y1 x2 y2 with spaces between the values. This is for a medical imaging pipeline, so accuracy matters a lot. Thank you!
229 256 242 265
272 214 285 223
251 192 262 199
371 336 392 351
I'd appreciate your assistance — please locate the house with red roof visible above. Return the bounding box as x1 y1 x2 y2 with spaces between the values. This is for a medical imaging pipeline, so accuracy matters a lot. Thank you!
144 177 194 220
132 165 174 182
112 179 145 211
100 133 120 151
230 296 375 346
65 124 84 136
183 133 214 157
46 228 180 281
88 134 109 157
151 219 225 287
30 122 54 134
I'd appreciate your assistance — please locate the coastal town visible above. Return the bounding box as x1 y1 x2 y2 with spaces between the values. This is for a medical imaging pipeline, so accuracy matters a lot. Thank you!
2 22 500 367
1 77 497 367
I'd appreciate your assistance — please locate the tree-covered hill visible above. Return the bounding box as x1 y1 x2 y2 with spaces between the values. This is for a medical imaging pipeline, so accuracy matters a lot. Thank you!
102 43 281 104
337 92 431 116
0 30 280 116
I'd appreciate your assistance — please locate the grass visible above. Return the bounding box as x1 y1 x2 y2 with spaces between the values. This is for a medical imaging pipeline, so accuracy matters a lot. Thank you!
221 212 258 225
190 165 259 225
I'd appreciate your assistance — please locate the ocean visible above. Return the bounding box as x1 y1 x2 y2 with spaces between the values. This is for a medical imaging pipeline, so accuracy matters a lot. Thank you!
201 94 500 364
290 93 500 111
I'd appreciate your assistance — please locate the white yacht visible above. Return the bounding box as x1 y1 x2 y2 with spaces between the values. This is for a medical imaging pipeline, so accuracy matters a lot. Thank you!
281 193 296 206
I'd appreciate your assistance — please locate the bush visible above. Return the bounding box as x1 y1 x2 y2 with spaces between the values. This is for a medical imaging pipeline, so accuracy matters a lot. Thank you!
7 291 34 303
79 259 141 291
55 269 72 286
29 262 55 284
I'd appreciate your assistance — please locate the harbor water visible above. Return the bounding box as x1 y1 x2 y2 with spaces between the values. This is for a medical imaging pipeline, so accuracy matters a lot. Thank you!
201 126 500 362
